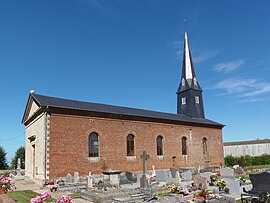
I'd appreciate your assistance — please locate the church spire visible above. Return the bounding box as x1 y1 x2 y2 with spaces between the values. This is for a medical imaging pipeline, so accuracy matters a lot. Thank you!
177 32 205 118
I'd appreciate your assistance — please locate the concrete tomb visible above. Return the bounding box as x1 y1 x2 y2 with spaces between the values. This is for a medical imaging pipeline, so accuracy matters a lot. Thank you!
181 171 192 181
220 167 234 178
66 173 72 183
200 172 212 182
74 172 80 183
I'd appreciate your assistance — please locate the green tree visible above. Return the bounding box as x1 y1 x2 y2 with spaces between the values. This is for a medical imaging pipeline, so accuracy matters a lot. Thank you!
0 146 8 169
11 146 25 169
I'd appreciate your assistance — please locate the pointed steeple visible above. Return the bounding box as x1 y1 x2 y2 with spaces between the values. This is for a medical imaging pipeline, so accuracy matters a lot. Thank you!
177 32 205 118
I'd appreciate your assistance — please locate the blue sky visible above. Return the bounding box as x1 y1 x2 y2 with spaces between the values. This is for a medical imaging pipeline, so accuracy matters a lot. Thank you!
1 0 270 164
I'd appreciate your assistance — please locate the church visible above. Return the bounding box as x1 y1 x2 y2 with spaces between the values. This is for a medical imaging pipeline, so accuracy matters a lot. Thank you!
22 32 224 180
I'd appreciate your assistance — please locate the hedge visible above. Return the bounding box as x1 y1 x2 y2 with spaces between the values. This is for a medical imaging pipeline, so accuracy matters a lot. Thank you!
224 154 270 167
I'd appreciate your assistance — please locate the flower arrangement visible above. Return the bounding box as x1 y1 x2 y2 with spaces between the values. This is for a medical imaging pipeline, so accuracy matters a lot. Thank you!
49 185 58 192
169 185 189 196
215 179 227 189
210 175 218 183
0 175 16 192
30 192 75 203
239 176 246 182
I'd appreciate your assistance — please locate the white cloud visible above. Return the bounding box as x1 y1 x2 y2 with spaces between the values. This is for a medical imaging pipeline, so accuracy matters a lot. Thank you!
214 78 270 102
213 60 244 73
193 51 218 63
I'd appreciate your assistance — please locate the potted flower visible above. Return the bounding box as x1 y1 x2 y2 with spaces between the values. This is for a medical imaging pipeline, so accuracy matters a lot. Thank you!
195 189 209 201
215 179 227 190
0 175 16 193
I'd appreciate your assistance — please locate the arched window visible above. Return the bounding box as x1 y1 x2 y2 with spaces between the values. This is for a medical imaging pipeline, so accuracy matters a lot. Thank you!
127 134 135 156
156 135 163 156
89 132 99 157
202 137 208 155
182 136 187 155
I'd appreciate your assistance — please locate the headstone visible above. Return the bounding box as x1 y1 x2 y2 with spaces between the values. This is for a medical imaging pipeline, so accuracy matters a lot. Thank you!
194 175 207 189
66 173 72 183
152 165 156 177
249 171 270 193
170 168 178 178
140 150 150 189
220 167 234 178
156 170 169 182
223 178 241 194
181 171 192 181
74 172 80 183
87 172 94 189
17 158 21 170
174 171 181 186
234 166 244 175
200 172 212 182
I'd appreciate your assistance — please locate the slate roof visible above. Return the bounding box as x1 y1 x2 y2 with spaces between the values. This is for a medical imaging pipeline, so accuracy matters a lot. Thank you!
27 93 224 128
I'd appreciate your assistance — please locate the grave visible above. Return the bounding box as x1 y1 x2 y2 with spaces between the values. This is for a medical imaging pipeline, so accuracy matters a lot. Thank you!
87 171 94 189
74 172 80 183
169 168 178 178
223 178 241 194
140 150 150 189
156 170 169 183
193 175 207 189
103 169 122 187
66 173 72 183
249 171 270 193
220 167 234 179
181 171 192 181
200 171 212 182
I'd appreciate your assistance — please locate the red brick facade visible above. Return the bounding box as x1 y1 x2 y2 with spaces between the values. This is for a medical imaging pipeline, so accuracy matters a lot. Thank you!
47 113 224 179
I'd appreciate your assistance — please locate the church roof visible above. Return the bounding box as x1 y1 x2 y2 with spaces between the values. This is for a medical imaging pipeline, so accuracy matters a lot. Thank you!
23 93 224 128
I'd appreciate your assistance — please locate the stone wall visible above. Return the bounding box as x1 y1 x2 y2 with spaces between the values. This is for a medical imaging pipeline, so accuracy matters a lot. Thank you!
47 113 224 179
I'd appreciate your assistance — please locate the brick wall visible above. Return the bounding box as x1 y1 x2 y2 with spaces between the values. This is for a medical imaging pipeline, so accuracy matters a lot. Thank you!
48 113 224 178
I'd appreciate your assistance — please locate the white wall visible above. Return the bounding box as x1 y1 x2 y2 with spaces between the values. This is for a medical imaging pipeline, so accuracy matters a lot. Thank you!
25 113 47 180
224 143 270 157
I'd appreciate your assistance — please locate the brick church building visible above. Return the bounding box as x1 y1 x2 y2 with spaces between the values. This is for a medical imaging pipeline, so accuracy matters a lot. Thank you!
23 32 224 180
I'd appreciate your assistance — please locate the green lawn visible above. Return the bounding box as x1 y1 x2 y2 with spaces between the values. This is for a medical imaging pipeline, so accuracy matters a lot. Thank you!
7 190 55 203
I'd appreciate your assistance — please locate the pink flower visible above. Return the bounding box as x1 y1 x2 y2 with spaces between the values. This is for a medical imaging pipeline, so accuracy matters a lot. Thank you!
41 192 51 200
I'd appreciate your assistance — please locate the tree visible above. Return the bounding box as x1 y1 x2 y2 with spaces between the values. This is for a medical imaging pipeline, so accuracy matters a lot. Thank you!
0 146 8 169
11 146 25 169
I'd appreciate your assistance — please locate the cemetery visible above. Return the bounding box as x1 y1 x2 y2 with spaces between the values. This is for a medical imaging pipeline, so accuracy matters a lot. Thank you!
2 155 270 202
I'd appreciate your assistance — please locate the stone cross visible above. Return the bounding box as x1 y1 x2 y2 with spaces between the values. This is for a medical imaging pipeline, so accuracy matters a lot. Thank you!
140 150 150 175
140 150 150 188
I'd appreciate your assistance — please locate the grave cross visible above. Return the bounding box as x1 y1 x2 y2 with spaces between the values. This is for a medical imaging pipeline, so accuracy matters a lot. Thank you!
140 150 150 175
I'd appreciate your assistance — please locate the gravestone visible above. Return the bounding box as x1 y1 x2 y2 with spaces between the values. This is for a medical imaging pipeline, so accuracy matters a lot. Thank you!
181 171 192 181
220 167 234 178
200 172 212 182
74 172 80 183
170 168 178 178
16 158 22 177
17 158 21 170
66 173 72 183
234 166 244 175
223 178 240 194
156 170 169 182
87 172 94 189
249 171 270 193
103 169 122 187
174 171 181 186
140 150 150 189
194 175 207 189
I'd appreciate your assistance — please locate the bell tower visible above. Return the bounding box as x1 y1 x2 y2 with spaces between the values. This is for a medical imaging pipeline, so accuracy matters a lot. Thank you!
177 32 205 118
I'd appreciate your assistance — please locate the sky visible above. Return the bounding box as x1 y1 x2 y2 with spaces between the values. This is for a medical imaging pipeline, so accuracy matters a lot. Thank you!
1 0 270 164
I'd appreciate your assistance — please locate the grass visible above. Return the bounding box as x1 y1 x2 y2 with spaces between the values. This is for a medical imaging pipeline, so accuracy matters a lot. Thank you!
7 190 55 203
69 193 81 198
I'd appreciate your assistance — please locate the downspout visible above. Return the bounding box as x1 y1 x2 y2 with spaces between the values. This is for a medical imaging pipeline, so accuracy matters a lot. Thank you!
44 107 48 180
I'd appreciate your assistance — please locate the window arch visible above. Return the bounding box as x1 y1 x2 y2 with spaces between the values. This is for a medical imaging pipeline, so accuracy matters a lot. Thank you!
127 134 135 156
89 132 99 157
202 137 208 155
182 136 187 155
156 135 163 156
